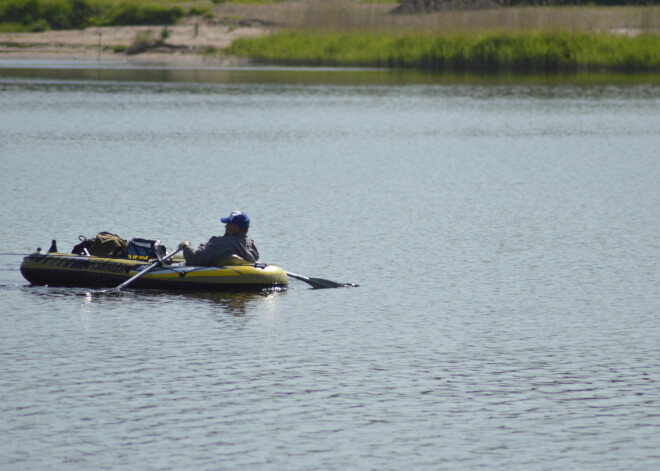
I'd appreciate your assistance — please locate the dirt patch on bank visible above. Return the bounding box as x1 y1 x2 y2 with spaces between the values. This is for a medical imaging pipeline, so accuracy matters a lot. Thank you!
0 18 271 65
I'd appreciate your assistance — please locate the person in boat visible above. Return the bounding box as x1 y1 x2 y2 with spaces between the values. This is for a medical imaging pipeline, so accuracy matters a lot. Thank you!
178 210 259 266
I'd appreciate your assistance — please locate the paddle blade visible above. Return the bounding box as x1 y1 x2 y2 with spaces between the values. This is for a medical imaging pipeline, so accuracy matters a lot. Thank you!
307 277 358 289
285 271 357 289
305 277 344 289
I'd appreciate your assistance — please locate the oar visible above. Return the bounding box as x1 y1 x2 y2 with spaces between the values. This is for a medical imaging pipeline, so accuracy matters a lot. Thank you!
105 247 183 293
285 271 357 289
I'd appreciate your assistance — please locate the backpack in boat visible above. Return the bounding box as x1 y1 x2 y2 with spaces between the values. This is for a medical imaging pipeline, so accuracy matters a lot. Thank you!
127 238 166 261
72 232 128 258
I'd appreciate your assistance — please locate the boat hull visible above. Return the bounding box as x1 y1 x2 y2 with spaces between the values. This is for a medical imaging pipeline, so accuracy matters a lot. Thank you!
20 253 288 292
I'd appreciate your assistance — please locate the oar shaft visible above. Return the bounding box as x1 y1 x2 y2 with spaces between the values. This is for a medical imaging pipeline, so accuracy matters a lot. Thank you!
115 247 183 291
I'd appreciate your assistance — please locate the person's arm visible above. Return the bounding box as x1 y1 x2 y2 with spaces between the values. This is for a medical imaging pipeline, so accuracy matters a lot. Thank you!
182 243 201 265
248 239 259 262
178 238 232 266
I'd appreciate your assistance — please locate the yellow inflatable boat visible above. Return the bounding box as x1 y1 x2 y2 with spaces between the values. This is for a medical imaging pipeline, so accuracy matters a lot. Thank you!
20 251 289 292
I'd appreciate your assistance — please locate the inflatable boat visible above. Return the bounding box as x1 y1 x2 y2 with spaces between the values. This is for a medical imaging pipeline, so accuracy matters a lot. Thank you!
20 251 289 292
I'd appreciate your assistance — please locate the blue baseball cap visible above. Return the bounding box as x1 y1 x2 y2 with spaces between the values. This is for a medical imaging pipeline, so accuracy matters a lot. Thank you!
221 210 250 230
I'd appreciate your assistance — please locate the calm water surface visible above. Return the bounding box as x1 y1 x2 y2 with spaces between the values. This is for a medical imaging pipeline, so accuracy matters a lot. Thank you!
0 62 659 470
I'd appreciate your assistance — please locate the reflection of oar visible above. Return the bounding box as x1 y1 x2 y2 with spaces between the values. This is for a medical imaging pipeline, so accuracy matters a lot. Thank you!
105 247 183 293
285 271 357 289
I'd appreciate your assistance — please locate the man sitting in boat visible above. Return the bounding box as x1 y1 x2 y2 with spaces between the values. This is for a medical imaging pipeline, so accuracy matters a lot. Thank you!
178 210 259 267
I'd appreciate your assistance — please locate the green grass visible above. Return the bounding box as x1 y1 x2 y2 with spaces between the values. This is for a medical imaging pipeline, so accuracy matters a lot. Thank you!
105 43 127 52
226 31 660 73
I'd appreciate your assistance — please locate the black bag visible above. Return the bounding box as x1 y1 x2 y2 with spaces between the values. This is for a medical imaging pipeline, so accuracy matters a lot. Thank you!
72 232 128 258
127 238 166 261
72 236 93 255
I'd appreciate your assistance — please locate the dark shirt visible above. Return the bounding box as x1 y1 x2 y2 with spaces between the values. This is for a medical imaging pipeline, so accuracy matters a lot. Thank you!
182 234 259 266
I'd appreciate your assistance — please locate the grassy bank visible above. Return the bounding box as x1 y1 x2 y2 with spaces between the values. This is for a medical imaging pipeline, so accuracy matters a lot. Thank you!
226 31 660 72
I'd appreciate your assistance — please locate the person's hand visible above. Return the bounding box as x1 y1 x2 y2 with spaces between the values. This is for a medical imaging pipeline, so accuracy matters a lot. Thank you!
178 240 190 250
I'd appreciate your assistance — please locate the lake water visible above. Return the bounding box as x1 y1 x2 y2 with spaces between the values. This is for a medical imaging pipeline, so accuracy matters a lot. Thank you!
1 61 659 470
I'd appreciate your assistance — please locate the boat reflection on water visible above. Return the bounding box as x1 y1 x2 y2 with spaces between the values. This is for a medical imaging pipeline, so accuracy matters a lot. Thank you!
95 287 289 317
177 288 287 317
21 283 287 318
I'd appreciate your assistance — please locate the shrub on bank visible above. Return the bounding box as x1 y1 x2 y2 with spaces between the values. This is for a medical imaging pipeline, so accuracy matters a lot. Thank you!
226 31 660 72
96 2 184 26
0 0 97 31
0 0 189 31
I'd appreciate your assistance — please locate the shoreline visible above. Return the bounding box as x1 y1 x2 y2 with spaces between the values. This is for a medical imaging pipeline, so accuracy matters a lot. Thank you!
1 4 658 70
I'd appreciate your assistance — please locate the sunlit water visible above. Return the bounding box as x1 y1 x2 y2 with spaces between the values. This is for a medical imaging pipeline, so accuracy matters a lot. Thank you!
1 62 659 470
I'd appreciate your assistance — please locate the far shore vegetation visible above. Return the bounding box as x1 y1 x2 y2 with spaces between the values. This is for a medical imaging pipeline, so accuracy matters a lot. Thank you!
0 0 658 73
227 31 659 72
